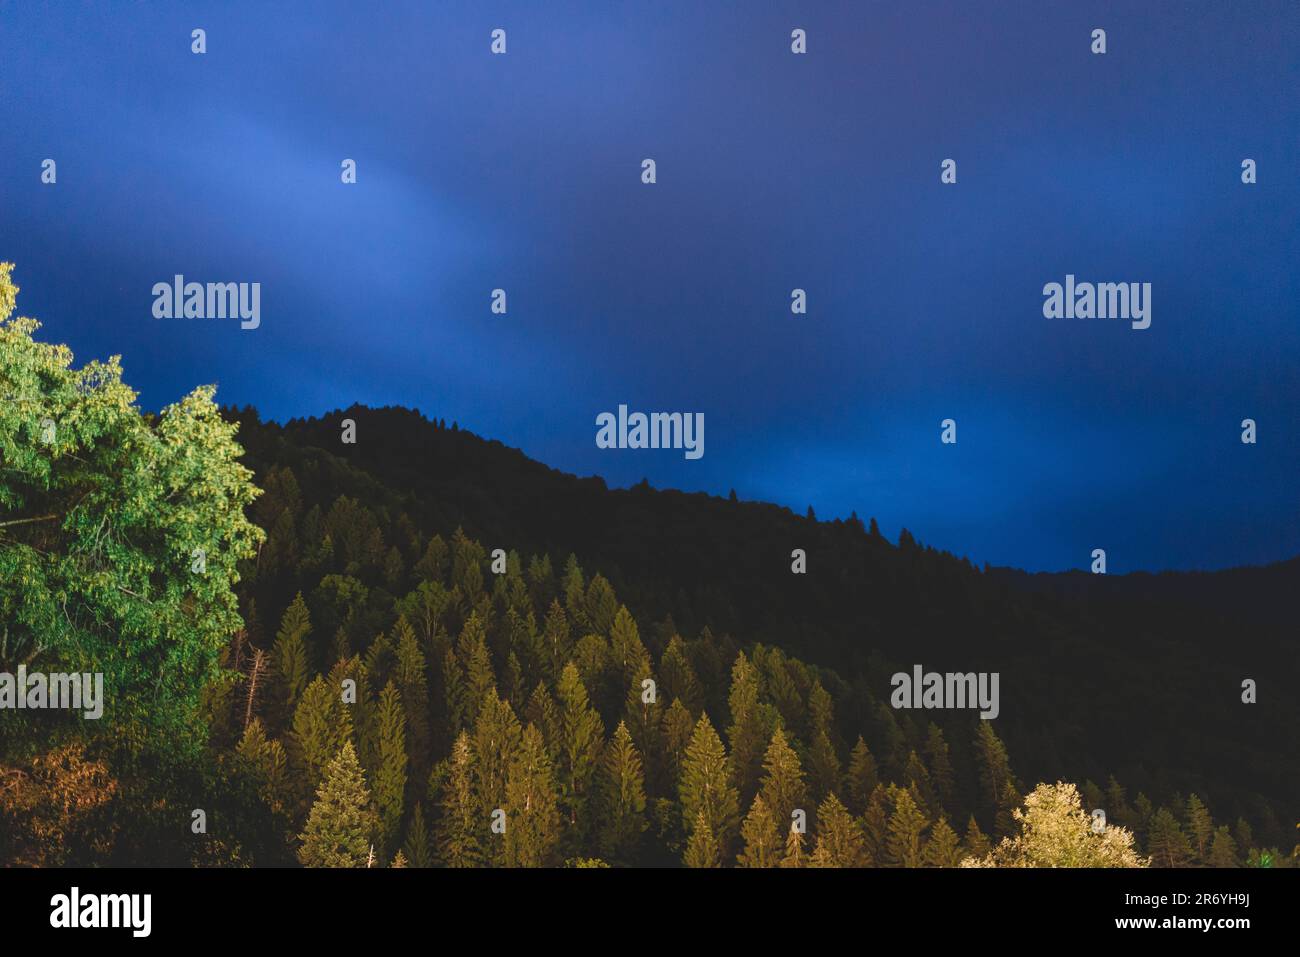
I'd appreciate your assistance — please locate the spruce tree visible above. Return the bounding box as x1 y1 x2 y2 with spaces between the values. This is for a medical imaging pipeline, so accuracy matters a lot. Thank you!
1185 794 1214 864
962 814 992 860
885 786 929 868
597 721 648 863
923 724 956 817
737 794 781 868
758 726 808 834
403 801 433 868
683 809 720 868
556 663 605 844
374 681 407 857
1209 825 1238 867
298 741 377 868
779 824 806 868
1147 808 1193 867
923 815 962 867
438 731 482 867
846 736 879 815
288 675 353 811
813 792 867 867
504 724 562 867
471 690 523 865
680 712 740 860
726 652 767 805
272 593 312 724
660 635 703 715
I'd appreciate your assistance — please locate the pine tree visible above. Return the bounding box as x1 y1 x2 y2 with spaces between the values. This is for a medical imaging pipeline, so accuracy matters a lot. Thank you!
758 726 808 834
683 810 721 868
403 802 432 868
779 824 806 868
862 784 890 864
374 681 407 857
813 792 867 867
680 712 740 860
236 717 289 815
660 635 703 715
438 732 482 867
288 675 353 810
846 736 879 814
1209 825 1238 867
556 663 604 845
660 698 695 789
885 786 929 868
903 750 935 817
923 815 962 867
807 730 842 804
504 724 562 867
1147 808 1193 867
737 794 781 868
393 617 431 773
973 722 1015 836
725 652 767 805
924 724 956 817
272 593 312 723
962 814 992 860
471 690 522 865
298 741 377 867
597 721 648 863
1185 794 1213 864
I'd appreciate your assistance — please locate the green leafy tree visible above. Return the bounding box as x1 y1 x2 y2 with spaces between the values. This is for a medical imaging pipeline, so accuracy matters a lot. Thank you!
0 263 264 751
298 741 377 867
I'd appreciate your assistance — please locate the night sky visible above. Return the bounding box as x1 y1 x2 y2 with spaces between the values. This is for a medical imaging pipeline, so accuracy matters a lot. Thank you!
3 2 1298 573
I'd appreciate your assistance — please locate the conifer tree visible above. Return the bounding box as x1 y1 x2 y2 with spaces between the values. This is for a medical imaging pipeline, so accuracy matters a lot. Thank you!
923 815 962 867
924 724 956 817
392 617 431 770
737 794 782 867
597 721 648 863
726 652 768 804
660 698 695 791
1209 825 1238 867
973 722 1015 835
813 792 867 867
236 717 289 815
504 724 562 867
471 691 522 865
885 786 929 868
683 809 720 868
556 663 604 843
374 681 407 857
660 635 703 715
680 712 740 860
1185 794 1213 864
438 732 482 867
861 784 891 864
272 593 312 723
542 600 573 684
288 675 353 810
780 824 806 868
962 814 992 860
1147 808 1194 867
903 750 936 817
807 729 842 804
846 736 879 815
758 726 808 833
441 648 467 730
298 741 377 867
403 802 432 868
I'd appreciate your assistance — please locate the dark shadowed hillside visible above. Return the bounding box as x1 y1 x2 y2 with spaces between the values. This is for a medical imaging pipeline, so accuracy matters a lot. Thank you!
224 403 1299 852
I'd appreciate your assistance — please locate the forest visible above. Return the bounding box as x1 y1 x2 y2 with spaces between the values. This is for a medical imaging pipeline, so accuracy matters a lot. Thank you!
1 264 1296 868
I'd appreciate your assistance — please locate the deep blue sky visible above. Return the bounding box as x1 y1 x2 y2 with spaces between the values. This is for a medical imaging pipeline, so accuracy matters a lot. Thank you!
3 1 1298 573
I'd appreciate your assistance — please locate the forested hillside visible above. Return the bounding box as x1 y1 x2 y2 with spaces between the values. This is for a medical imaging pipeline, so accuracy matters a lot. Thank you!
2 296 1294 866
